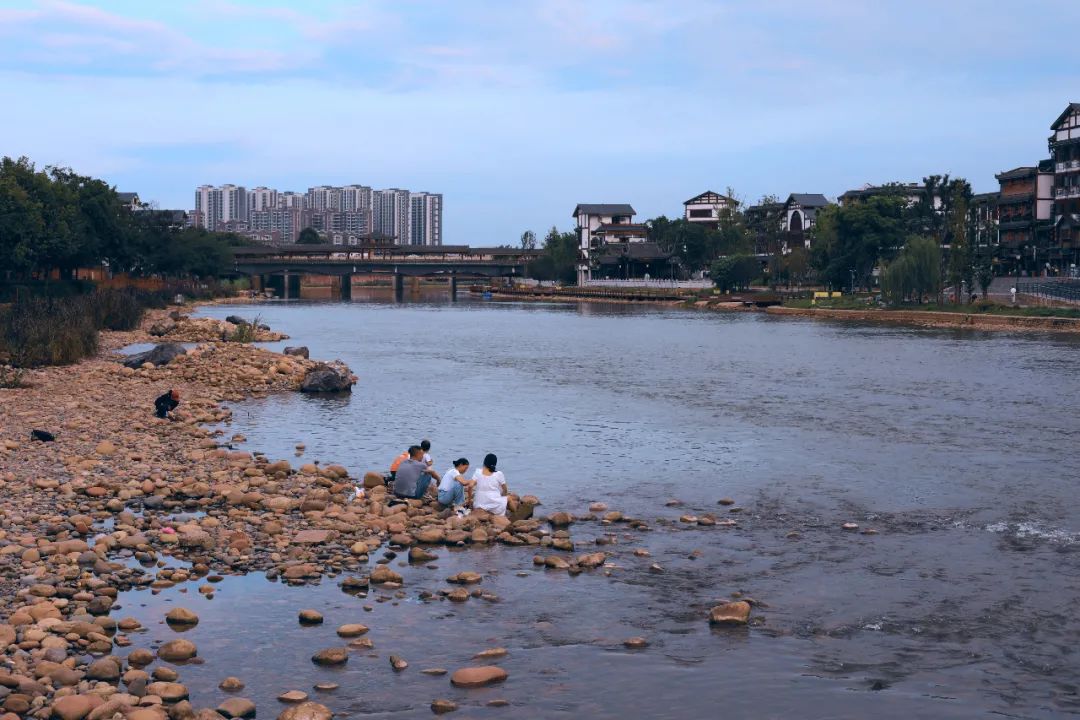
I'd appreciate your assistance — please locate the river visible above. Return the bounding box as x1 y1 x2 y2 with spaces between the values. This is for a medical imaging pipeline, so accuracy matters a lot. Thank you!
114 292 1080 718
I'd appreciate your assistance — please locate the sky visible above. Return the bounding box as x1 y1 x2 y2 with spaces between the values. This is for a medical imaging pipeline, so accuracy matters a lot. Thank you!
0 0 1077 246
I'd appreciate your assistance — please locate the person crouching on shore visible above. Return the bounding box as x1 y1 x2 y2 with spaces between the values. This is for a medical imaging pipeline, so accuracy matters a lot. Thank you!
472 453 516 516
393 445 440 500
154 389 180 419
438 458 474 511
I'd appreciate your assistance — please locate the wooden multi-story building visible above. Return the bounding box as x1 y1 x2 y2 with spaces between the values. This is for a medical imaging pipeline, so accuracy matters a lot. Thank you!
683 191 737 229
994 164 1053 276
1049 103 1080 270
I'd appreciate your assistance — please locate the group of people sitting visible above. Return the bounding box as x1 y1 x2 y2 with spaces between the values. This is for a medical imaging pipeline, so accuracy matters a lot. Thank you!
388 439 512 517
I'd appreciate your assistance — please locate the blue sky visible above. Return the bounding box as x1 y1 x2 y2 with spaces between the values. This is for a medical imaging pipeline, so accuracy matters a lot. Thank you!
0 0 1076 245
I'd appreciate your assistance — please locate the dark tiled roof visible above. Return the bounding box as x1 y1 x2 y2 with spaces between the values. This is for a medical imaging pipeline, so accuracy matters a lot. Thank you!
117 192 139 203
573 203 635 218
596 241 670 263
1051 103 1080 130
995 166 1036 181
594 223 648 233
683 190 734 205
786 193 829 208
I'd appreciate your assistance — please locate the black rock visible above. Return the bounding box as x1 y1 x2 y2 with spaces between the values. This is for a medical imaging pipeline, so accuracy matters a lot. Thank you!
283 346 309 359
300 364 353 393
123 343 187 369
30 429 55 442
225 315 248 325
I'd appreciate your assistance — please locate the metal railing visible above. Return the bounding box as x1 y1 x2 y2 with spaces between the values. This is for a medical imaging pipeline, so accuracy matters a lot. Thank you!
1054 186 1080 198
1016 280 1080 304
585 279 714 289
1056 160 1080 173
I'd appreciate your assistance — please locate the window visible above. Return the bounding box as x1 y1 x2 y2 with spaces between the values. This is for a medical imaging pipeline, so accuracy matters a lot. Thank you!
688 209 713 218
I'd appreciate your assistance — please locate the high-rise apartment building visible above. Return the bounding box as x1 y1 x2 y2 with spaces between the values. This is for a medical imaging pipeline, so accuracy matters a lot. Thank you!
249 187 278 213
373 189 411 244
409 192 443 246
195 183 438 244
194 184 247 230
280 191 305 209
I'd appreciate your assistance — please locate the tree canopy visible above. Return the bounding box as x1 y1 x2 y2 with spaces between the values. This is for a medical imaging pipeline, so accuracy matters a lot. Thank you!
297 227 321 244
0 156 248 280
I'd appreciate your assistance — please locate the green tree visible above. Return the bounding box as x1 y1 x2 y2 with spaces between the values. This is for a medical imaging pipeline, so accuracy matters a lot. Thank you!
710 254 759 292
520 230 537 251
944 179 973 302
297 227 321 244
880 235 940 305
527 226 578 283
811 195 906 291
974 249 994 300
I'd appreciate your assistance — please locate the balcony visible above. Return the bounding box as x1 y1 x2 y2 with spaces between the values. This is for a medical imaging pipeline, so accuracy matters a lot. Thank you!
1054 186 1080 198
1056 160 1080 173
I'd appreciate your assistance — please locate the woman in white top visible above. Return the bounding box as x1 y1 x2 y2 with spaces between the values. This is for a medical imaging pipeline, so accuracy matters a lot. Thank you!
437 458 473 509
471 453 509 516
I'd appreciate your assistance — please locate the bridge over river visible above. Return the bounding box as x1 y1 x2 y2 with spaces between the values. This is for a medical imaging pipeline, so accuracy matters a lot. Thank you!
233 244 541 299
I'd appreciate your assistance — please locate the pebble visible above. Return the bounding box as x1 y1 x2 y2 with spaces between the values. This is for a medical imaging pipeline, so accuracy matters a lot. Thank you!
473 647 508 660
298 609 324 625
311 648 348 666
277 691 308 704
216 697 256 719
336 623 369 637
431 699 458 714
390 655 408 671
623 637 648 649
709 601 751 626
450 666 508 688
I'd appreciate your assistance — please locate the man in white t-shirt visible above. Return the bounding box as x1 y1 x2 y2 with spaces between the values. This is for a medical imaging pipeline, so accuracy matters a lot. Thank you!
437 458 474 509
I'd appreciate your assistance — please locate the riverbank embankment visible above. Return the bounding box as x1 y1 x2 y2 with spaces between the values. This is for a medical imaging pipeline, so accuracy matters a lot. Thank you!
765 305 1080 333
483 286 1080 333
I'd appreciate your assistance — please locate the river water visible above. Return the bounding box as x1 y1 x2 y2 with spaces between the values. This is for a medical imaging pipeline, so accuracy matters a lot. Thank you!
113 293 1080 718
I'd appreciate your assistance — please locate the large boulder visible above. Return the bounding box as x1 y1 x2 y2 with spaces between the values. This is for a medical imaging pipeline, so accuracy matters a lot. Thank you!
283 346 309 359
277 702 332 720
123 343 186 368
51 694 104 720
165 608 199 627
157 638 197 662
148 321 176 337
299 363 355 393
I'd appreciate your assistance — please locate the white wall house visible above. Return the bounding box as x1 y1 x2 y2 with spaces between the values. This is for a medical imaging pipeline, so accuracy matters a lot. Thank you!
783 193 830 247
683 191 736 227
572 203 643 284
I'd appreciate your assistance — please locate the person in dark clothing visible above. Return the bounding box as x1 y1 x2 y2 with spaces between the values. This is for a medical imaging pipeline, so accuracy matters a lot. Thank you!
393 446 440 500
155 389 180 419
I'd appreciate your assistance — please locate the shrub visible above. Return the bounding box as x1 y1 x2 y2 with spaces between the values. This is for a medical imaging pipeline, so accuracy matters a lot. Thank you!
228 314 260 343
0 364 24 388
2 296 98 367
91 289 146 331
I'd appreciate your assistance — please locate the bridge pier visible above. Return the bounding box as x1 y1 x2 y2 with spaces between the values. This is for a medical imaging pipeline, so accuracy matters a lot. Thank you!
450 274 458 301
393 273 404 302
282 272 290 300
340 274 352 301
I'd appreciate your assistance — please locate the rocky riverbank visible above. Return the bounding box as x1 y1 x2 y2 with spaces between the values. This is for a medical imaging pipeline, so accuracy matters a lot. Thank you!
0 301 748 720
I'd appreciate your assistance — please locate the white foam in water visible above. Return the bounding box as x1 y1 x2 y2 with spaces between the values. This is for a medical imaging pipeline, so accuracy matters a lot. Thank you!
984 520 1080 544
